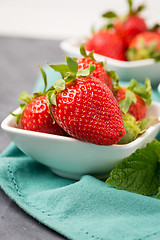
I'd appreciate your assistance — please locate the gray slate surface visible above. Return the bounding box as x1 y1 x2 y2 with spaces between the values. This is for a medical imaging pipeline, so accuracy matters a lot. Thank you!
0 36 66 240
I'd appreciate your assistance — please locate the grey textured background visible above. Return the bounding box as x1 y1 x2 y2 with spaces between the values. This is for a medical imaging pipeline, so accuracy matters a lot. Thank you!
0 36 67 240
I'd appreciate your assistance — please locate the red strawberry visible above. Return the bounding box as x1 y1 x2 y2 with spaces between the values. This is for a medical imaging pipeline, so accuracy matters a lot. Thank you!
113 78 152 121
115 15 147 48
48 57 125 145
77 57 112 90
12 66 66 136
20 96 66 135
85 29 126 61
126 31 160 61
102 0 147 48
76 44 113 90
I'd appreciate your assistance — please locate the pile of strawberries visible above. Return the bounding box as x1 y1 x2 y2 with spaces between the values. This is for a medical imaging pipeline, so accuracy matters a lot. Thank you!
12 45 152 146
85 0 160 61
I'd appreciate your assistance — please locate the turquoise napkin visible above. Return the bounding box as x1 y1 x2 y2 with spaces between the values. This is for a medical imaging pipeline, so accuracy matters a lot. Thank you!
0 67 160 240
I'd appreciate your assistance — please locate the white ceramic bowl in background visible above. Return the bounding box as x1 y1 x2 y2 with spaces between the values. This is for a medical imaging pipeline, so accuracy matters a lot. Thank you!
60 38 160 87
1 102 160 180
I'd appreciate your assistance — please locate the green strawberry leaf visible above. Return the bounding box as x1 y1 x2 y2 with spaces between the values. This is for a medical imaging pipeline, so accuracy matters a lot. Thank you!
108 70 119 87
88 51 96 61
128 78 140 90
139 38 146 49
66 56 78 74
148 41 158 52
106 142 160 196
127 0 133 14
46 90 56 122
118 114 141 144
54 79 65 91
18 91 33 104
80 43 96 61
64 72 76 82
135 4 146 14
126 47 137 61
47 90 57 106
118 90 136 114
10 103 26 124
151 51 160 62
150 23 160 32
106 23 114 30
128 78 152 106
49 64 69 78
102 11 118 18
80 43 88 58
77 64 95 77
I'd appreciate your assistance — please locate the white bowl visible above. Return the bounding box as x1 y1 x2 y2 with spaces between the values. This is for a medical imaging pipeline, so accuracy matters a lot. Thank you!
1 101 160 180
60 38 160 87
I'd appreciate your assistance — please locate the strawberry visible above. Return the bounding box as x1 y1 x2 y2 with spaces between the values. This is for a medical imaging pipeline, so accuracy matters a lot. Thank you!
19 95 66 135
113 78 152 121
11 66 66 136
126 31 160 61
85 29 126 61
76 44 113 90
114 15 147 48
47 57 125 145
102 0 147 48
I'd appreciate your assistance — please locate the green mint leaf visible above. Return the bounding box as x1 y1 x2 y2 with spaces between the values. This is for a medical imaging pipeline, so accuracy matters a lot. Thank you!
106 142 160 196
38 65 47 93
102 11 118 18
66 56 78 74
49 64 69 78
118 90 136 114
54 79 65 91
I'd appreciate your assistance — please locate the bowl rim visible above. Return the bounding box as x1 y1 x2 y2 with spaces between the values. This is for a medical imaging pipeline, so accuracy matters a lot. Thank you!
1 101 160 150
60 37 157 68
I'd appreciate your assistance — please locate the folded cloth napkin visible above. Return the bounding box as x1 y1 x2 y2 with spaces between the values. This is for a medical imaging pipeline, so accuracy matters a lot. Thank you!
0 67 160 240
